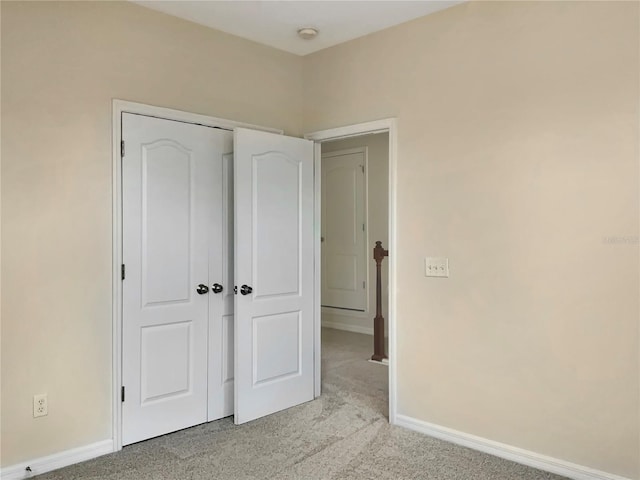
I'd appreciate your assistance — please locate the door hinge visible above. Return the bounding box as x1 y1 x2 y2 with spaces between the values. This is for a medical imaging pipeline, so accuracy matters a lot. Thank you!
121 386 125 402
362 223 365 231
121 140 125 158
361 165 365 174
363 281 366 289
121 264 125 280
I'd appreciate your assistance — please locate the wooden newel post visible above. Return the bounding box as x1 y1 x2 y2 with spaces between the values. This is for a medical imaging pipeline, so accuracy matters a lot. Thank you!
371 241 388 362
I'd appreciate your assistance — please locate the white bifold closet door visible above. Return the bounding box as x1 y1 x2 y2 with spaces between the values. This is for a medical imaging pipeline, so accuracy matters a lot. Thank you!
122 113 233 445
233 128 315 424
122 116 315 444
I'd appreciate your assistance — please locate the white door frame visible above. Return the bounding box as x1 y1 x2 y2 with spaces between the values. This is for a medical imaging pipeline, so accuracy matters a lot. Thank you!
111 99 282 451
305 118 398 425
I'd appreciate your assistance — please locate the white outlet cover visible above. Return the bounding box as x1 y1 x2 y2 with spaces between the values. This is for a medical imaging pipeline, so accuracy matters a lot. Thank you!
425 257 449 277
33 393 48 418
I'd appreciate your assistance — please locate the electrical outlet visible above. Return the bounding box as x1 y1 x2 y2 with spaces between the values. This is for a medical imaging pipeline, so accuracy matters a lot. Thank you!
33 394 48 418
425 257 449 277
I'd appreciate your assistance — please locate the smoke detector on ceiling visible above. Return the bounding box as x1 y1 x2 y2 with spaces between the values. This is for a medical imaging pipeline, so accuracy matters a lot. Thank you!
297 27 319 40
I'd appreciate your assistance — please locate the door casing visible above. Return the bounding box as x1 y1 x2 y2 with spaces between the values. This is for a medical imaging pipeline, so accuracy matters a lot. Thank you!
112 100 398 450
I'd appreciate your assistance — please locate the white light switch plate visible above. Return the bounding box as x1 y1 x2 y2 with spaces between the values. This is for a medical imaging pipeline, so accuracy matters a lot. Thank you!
425 257 449 277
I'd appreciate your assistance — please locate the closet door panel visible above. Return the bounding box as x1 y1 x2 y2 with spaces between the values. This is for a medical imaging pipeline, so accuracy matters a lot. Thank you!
122 114 229 444
234 128 315 424
208 150 235 420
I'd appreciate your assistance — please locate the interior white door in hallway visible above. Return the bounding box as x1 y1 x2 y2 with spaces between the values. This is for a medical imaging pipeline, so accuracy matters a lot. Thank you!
321 148 367 311
234 128 315 424
122 113 233 445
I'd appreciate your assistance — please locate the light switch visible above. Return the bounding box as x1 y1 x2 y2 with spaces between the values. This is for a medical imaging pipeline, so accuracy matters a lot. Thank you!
425 257 449 277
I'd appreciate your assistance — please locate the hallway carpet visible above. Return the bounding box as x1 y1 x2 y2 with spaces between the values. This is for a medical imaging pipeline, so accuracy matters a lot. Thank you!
35 329 565 479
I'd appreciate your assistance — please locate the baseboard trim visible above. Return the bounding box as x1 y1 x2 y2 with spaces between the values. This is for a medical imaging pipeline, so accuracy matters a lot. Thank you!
368 358 389 366
322 321 373 336
395 415 632 480
1 439 114 480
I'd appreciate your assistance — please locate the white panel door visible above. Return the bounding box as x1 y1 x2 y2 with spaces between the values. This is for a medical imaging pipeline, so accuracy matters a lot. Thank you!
234 128 315 424
321 149 367 311
122 113 231 445
208 152 235 420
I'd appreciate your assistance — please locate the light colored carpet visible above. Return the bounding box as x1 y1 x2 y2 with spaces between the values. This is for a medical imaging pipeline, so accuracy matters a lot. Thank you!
35 328 565 479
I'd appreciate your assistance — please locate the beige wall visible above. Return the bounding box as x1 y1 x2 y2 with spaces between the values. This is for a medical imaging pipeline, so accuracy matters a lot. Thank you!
2 1 639 478
321 133 389 335
304 1 639 478
0 0 303 467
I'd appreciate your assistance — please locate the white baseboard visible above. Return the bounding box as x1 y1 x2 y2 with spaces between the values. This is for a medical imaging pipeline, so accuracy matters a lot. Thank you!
322 320 373 336
368 358 389 366
395 415 632 480
1 439 114 480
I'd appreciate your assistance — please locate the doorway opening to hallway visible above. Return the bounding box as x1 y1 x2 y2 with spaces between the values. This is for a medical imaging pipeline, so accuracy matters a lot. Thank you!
318 132 391 418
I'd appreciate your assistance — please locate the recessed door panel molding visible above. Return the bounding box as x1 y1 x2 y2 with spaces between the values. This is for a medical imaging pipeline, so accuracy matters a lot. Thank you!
253 152 301 299
321 149 367 311
326 166 358 244
140 321 193 404
222 315 235 384
327 254 358 291
141 140 193 307
122 113 232 445
234 128 315 425
253 311 301 386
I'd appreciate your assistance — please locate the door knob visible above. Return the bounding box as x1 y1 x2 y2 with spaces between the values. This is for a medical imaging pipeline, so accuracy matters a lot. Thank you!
240 285 253 295
212 283 223 294
196 284 209 295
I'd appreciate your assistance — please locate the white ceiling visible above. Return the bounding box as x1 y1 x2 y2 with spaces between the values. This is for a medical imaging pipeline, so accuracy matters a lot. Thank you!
132 1 463 56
